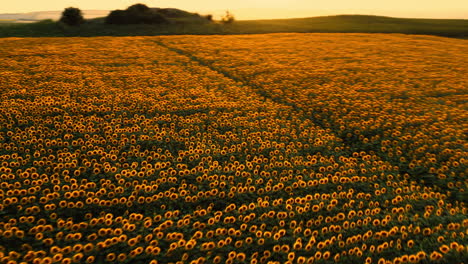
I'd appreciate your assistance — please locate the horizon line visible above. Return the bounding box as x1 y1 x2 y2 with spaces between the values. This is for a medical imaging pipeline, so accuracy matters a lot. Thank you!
1 7 467 21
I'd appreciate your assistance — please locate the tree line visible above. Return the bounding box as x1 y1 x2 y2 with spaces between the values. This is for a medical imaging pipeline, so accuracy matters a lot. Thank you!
59 3 235 26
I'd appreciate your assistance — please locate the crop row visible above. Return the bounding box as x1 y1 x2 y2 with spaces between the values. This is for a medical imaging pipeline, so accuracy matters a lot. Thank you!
0 34 466 264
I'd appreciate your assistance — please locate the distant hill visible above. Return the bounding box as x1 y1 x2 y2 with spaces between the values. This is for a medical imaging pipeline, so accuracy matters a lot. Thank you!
0 10 110 22
0 8 207 23
0 14 467 38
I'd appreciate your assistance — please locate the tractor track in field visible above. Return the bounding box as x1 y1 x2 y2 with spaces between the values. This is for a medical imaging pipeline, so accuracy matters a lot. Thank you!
153 40 282 105
153 39 444 193
153 41 368 150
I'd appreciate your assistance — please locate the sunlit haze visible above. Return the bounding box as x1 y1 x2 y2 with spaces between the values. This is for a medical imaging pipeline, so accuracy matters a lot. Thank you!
2 0 468 19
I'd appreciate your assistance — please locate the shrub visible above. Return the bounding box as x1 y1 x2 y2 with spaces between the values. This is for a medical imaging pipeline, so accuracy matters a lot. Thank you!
59 7 85 26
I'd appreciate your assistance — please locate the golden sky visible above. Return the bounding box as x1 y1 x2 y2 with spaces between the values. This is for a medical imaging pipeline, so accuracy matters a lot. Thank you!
2 0 468 19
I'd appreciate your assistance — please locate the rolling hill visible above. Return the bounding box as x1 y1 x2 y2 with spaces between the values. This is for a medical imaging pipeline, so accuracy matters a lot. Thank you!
0 14 467 38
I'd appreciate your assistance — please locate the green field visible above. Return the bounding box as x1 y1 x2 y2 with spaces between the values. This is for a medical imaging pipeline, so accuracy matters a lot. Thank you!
1 15 468 38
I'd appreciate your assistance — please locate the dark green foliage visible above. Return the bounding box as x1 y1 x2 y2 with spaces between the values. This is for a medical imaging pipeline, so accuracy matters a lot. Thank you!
127 3 151 13
105 3 168 24
105 10 129 24
1 14 468 38
59 7 85 26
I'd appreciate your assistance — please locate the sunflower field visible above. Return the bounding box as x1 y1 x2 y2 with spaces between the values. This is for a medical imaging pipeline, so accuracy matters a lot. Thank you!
0 33 467 264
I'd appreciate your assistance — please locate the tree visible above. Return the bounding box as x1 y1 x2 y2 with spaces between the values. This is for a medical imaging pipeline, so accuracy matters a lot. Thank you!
221 11 235 24
126 3 151 14
204 14 213 22
105 3 168 24
105 10 130 24
220 11 235 24
59 7 85 26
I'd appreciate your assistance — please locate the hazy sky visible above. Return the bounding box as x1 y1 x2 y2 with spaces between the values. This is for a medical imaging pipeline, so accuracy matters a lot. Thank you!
2 0 468 19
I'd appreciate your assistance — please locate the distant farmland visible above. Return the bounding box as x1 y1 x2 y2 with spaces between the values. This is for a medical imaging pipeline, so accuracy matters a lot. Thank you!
0 34 467 263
